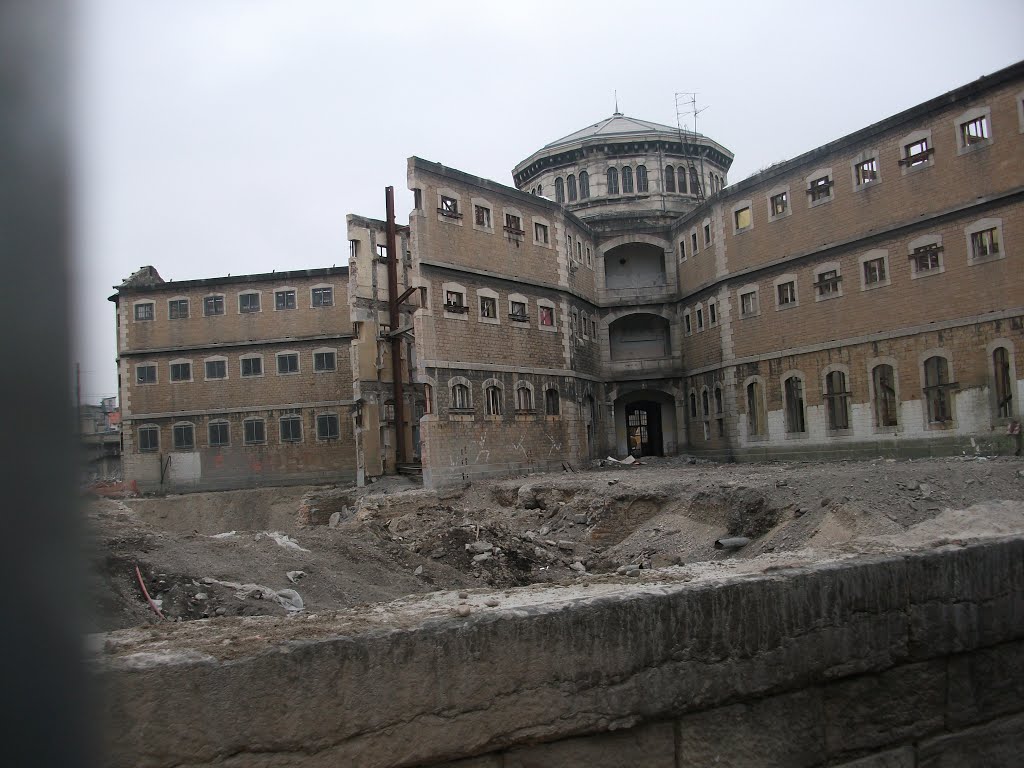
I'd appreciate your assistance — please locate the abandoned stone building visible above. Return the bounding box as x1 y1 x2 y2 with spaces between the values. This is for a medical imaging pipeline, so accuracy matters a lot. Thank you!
112 61 1024 491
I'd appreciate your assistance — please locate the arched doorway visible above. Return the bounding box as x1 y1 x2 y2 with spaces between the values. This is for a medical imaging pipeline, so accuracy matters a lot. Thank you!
625 400 663 457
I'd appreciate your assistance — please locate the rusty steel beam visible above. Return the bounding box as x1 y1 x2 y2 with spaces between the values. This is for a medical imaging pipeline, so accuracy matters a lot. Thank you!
385 186 406 466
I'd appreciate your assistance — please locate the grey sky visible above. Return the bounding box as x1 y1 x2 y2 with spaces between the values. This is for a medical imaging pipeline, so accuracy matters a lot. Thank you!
73 0 1024 404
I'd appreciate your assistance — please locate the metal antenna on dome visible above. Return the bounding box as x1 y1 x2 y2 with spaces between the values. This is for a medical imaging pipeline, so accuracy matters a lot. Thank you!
614 90 620 115
675 91 708 203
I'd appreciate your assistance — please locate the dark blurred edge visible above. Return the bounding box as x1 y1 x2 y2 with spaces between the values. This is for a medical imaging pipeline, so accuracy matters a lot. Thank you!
0 1 96 766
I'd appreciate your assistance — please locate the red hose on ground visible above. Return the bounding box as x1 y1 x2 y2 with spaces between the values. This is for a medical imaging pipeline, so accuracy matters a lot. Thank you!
135 564 165 620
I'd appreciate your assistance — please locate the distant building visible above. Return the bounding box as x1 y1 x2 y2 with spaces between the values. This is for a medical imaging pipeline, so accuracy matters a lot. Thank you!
112 61 1024 491
80 398 121 480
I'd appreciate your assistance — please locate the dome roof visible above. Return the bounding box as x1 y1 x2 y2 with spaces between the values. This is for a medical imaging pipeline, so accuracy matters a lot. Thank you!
543 113 702 150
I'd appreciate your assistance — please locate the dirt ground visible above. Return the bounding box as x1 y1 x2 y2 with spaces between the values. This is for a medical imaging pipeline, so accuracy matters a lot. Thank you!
85 454 1024 634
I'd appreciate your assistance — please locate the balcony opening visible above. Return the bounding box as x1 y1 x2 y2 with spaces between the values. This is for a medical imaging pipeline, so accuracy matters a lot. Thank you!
609 314 670 361
604 242 666 291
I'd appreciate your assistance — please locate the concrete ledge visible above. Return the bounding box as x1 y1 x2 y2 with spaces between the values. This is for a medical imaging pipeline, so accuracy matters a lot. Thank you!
93 537 1024 767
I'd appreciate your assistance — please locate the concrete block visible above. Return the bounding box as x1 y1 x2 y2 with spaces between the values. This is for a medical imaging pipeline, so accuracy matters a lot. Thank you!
503 722 675 768
917 711 1024 768
946 641 1024 728
824 661 946 755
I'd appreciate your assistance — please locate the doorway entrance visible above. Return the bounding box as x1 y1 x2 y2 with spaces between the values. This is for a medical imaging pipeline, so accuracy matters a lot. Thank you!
625 401 663 457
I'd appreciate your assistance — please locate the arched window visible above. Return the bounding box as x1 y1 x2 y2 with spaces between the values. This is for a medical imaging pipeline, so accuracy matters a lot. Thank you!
701 390 710 418
923 356 952 423
714 386 723 415
451 383 470 410
622 166 634 194
690 168 700 194
636 165 648 192
606 167 619 195
784 376 806 433
423 384 433 415
567 175 577 201
678 167 688 194
872 365 897 427
554 177 564 203
689 391 697 418
485 385 502 416
746 381 766 437
664 165 676 192
536 184 542 196
994 347 1013 418
545 388 560 416
579 170 590 199
516 384 533 411
825 371 850 430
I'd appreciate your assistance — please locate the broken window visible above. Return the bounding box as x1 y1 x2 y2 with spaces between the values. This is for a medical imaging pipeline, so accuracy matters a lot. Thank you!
586 246 592 267
863 256 887 286
691 232 698 254
241 356 262 377
539 305 554 327
239 292 260 313
534 222 549 243
516 385 533 412
740 290 758 317
280 415 303 442
439 195 460 217
317 414 339 440
168 299 189 319
451 383 470 410
275 290 296 310
923 356 954 423
855 158 878 186
134 302 154 321
784 376 806 434
684 313 692 335
474 205 492 228
734 206 752 230
777 281 797 307
606 167 619 195
622 166 634 194
872 364 898 428
636 165 648 193
554 177 564 203
480 296 497 319
243 418 266 445
444 290 467 312
203 295 224 316
911 244 942 274
703 223 711 246
567 174 577 201
311 287 333 307
208 421 229 447
169 362 191 382
970 228 1000 261
277 353 299 375
173 423 194 450
510 300 528 321
815 269 841 298
709 302 717 326
314 351 336 372
545 388 560 416
136 364 157 385
205 360 227 380
825 370 851 431
485 386 502 416
579 171 590 199
770 191 788 217
993 347 1013 418
746 381 766 437
808 175 833 202
665 165 676 192
960 116 989 146
504 213 523 234
902 139 931 167
138 426 159 452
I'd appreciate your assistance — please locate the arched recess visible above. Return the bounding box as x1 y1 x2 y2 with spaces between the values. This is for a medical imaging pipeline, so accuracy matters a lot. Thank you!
613 388 679 458
608 313 671 361
603 242 668 290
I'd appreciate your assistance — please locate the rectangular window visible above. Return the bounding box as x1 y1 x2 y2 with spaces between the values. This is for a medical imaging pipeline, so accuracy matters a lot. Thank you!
280 415 303 442
734 207 751 230
138 426 159 452
205 360 227 379
770 192 788 216
239 293 261 313
961 116 989 146
970 228 1000 260
203 295 224 316
815 269 841 297
168 299 189 319
863 257 886 285
691 232 698 253
208 422 229 447
696 308 704 330
904 139 931 167
275 290 296 310
170 362 191 382
173 423 194 450
539 305 554 327
576 241 583 261
808 175 832 202
439 196 460 217
136 364 157 385
480 296 497 318
703 223 711 246
911 245 942 274
134 303 154 321
444 290 467 312
777 281 797 306
855 158 878 185
684 314 692 334
586 246 592 266
311 287 333 307
533 222 548 243
504 213 523 233
510 300 527 320
241 357 262 377
474 205 492 228
486 387 502 416
277 353 299 374
740 291 758 317
709 303 717 325
317 414 339 440
314 351 336 372
243 419 266 445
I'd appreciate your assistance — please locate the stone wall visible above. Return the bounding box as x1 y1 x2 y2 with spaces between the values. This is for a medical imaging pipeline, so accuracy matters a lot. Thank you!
94 536 1024 767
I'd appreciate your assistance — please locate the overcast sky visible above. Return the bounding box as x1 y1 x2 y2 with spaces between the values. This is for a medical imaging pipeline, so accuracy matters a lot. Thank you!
73 0 1024 404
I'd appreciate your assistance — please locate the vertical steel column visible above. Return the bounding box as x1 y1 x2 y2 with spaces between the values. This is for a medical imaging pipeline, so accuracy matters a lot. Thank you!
385 186 406 466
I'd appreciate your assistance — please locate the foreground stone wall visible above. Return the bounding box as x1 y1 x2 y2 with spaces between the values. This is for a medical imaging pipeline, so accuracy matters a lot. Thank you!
94 536 1024 767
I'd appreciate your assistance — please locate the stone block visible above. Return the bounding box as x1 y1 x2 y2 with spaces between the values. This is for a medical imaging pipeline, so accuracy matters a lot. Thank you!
917 711 1024 768
503 722 674 768
946 641 1024 728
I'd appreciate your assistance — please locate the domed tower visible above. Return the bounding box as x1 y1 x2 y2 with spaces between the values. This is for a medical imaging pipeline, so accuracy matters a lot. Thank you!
512 112 733 232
